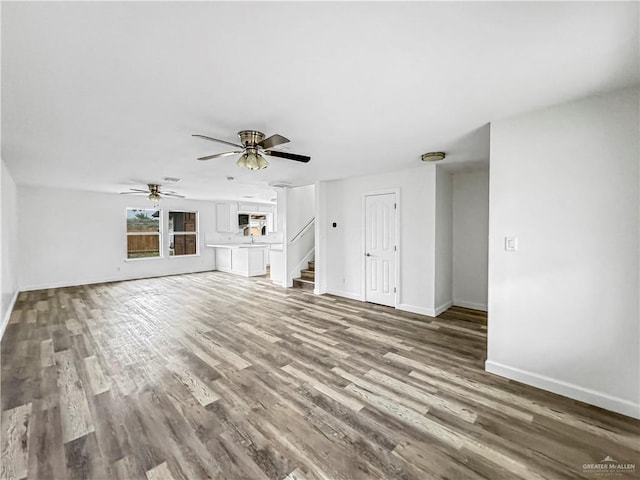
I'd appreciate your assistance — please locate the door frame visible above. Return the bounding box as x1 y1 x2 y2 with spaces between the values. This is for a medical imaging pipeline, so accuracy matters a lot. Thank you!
361 188 401 308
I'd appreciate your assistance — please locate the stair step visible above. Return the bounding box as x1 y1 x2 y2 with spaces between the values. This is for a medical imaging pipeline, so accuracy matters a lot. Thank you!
300 269 315 280
307 260 315 271
293 277 315 290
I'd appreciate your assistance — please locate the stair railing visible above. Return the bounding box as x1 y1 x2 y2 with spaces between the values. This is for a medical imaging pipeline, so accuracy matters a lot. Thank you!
289 217 315 244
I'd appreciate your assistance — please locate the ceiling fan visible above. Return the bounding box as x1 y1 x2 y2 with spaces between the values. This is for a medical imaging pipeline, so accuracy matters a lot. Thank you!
120 184 185 206
193 130 311 170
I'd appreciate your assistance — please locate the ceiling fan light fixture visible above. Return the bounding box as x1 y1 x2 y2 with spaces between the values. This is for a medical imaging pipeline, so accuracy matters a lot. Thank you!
246 152 260 170
256 154 269 170
236 154 248 169
421 152 446 162
237 150 268 170
148 192 161 206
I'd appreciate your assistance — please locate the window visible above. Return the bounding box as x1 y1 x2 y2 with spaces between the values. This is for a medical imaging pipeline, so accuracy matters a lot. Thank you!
169 211 198 256
238 213 269 236
126 208 161 259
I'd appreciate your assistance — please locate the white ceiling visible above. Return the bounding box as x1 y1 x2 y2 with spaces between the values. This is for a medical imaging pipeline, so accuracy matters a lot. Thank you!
2 2 638 202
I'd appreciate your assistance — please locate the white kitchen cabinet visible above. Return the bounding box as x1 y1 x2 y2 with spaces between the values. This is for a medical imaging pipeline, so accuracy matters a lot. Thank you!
215 203 238 232
238 202 257 212
207 244 267 277
238 202 274 214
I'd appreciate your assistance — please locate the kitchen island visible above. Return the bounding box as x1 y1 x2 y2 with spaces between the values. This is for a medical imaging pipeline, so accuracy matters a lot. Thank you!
206 243 268 277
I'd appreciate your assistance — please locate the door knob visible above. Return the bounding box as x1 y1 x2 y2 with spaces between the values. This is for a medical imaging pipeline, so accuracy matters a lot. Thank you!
365 253 371 257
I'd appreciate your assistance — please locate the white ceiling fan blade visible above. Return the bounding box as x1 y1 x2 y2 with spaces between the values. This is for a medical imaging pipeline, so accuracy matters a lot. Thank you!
193 134 243 149
198 151 242 161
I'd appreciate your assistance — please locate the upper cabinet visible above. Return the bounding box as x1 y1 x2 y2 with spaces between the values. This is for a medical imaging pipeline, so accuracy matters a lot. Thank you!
216 202 276 233
215 203 238 232
238 202 274 214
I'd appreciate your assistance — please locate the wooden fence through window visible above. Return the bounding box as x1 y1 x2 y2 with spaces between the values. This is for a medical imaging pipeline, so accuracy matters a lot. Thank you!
127 234 159 254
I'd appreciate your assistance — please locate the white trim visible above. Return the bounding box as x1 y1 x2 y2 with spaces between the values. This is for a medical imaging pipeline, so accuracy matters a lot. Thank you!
453 299 488 312
326 289 364 302
0 291 20 341
362 188 401 308
434 300 453 316
126 206 163 259
124 255 164 262
398 303 437 318
485 360 640 420
168 210 200 257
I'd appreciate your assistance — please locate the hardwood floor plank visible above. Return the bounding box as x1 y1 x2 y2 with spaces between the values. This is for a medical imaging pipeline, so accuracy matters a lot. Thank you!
364 369 478 423
198 334 251 370
282 467 310 480
112 455 145 480
54 350 95 443
1 403 31 480
289 333 350 359
145 461 177 480
237 322 281 343
26 405 67 480
39 340 55 368
82 356 111 396
64 432 107 480
313 383 364 413
344 326 413 352
165 361 220 407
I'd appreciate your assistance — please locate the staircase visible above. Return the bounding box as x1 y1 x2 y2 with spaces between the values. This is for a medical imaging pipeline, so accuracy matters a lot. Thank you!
293 260 315 290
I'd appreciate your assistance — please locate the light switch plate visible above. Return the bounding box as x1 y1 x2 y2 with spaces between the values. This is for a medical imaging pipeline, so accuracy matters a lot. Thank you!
505 236 518 251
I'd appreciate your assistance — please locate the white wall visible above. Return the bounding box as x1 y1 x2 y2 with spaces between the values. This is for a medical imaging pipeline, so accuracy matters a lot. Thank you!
315 181 328 294
1 160 20 335
487 87 640 418
434 168 453 313
285 185 315 286
286 185 315 242
319 164 440 315
18 186 219 290
452 170 489 310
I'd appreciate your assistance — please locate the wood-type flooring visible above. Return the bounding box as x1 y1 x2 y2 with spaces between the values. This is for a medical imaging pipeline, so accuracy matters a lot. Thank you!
1 271 639 479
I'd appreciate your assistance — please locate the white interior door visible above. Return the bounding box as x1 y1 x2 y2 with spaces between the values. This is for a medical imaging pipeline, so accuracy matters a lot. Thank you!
365 193 397 307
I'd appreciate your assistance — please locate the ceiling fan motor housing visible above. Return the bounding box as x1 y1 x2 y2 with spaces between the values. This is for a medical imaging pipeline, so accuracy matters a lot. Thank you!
238 130 265 147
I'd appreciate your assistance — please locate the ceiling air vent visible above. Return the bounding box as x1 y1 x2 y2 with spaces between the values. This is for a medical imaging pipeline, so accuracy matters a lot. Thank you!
269 182 292 188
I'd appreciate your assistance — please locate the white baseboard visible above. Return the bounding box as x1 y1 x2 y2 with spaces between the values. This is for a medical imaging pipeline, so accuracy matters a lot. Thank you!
453 299 488 312
325 289 364 302
485 360 640 420
434 301 453 316
398 303 436 318
398 302 453 317
0 290 19 341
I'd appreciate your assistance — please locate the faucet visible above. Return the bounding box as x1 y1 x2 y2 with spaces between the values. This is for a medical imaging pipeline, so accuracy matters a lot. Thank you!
250 234 254 244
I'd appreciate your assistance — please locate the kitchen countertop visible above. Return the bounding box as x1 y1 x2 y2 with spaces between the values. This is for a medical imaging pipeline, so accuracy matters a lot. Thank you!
206 243 269 249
